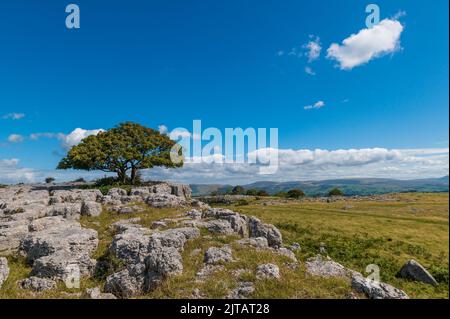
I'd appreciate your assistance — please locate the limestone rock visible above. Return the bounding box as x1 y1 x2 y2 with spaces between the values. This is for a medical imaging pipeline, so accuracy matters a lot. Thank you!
398 259 438 286
81 201 102 217
256 263 280 279
227 281 254 299
19 276 56 291
351 275 409 299
0 257 9 288
85 286 117 299
236 237 269 248
204 246 233 265
248 216 282 248
305 255 357 278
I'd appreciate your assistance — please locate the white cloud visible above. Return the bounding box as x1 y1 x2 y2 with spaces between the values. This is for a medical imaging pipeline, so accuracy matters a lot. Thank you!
303 35 322 62
327 18 404 70
8 134 24 143
2 113 25 120
60 128 105 150
305 66 316 75
1 148 447 185
158 125 168 135
29 132 61 141
304 100 325 110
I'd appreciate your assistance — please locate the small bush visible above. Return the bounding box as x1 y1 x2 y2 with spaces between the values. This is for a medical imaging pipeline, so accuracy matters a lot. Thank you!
256 190 269 197
245 189 258 196
45 177 55 184
328 188 344 197
287 189 305 199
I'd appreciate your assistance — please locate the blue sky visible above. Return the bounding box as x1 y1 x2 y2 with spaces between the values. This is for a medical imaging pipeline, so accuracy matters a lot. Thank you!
0 0 448 184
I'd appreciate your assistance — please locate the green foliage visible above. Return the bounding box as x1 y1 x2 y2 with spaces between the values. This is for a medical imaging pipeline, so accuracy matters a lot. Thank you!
231 185 245 195
210 190 219 196
257 190 269 196
71 177 86 183
45 177 55 184
328 187 344 196
287 189 306 199
246 189 259 196
57 122 182 184
274 191 287 198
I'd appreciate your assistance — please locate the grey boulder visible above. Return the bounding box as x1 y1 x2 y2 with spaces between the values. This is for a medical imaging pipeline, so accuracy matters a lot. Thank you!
398 259 438 286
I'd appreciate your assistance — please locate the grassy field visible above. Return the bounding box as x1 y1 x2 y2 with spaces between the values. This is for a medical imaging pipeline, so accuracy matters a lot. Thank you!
0 192 448 299
232 192 449 298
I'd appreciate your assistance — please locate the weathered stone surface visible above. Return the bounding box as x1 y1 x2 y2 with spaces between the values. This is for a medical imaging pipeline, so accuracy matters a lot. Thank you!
352 275 409 299
398 259 438 286
146 246 183 277
306 255 357 278
0 257 9 288
248 217 282 248
204 219 234 235
45 203 82 220
256 263 280 279
0 220 29 253
196 265 225 281
145 193 188 208
185 209 202 219
19 276 56 291
204 246 233 265
149 227 200 251
49 189 102 204
104 267 146 298
236 237 269 248
81 201 102 217
85 286 117 299
21 224 98 263
276 247 298 262
227 281 254 299
31 250 97 280
151 221 167 229
109 224 152 265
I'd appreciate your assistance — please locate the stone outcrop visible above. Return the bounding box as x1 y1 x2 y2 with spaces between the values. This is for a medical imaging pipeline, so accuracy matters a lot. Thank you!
398 259 438 286
19 276 57 291
351 275 409 299
204 246 233 265
256 263 280 279
0 257 9 288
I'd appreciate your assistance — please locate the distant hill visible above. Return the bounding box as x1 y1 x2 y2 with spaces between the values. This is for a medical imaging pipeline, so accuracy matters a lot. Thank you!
190 176 449 196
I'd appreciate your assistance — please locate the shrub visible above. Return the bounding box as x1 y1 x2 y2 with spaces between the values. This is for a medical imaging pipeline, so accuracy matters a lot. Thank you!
287 189 305 199
246 189 258 196
45 177 55 184
328 188 344 196
231 185 245 195
256 190 269 197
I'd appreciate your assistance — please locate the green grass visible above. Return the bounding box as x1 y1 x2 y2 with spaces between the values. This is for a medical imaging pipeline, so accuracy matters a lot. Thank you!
231 192 449 299
1 193 448 299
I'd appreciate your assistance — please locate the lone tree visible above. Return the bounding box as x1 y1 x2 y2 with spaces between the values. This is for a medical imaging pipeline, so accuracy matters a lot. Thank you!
231 185 245 195
287 189 305 199
57 122 182 185
328 187 344 197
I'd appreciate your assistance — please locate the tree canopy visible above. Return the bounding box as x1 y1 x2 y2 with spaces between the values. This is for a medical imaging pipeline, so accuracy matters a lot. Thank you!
57 122 182 184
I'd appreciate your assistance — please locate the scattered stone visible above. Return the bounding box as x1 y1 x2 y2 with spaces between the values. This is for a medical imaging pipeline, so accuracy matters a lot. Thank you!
151 221 167 229
45 203 82 220
185 209 202 219
290 242 301 251
85 286 117 299
19 276 56 291
227 281 255 299
398 259 438 286
81 201 102 217
204 246 233 265
196 264 225 281
256 263 280 279
248 217 282 248
204 219 234 235
0 257 9 288
145 193 187 208
104 267 146 298
306 255 357 278
351 275 409 299
236 237 269 248
276 247 298 262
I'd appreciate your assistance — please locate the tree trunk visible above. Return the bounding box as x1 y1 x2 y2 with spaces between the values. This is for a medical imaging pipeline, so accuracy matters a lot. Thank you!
117 169 127 184
131 167 138 185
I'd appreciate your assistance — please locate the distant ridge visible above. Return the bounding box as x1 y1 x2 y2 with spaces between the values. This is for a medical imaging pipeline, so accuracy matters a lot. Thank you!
190 176 449 196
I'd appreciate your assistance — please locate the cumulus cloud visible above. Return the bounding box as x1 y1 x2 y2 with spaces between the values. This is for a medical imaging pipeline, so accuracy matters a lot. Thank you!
303 35 322 62
2 113 25 120
140 147 449 184
327 18 404 70
59 128 105 150
0 158 36 184
1 148 448 185
305 66 316 75
158 125 168 135
304 101 325 110
8 134 24 143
